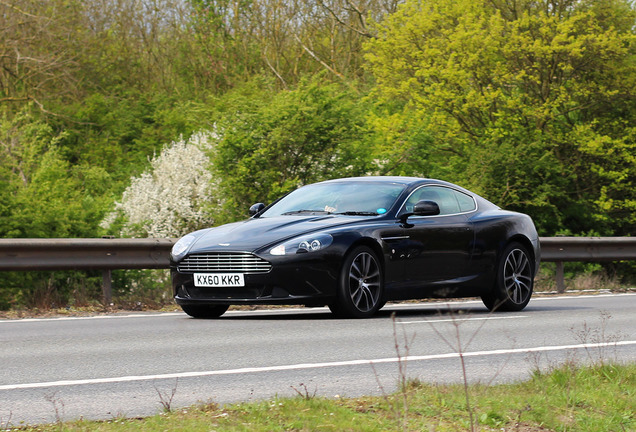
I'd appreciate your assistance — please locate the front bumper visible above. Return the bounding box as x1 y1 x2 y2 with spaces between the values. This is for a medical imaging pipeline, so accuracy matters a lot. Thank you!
171 252 340 306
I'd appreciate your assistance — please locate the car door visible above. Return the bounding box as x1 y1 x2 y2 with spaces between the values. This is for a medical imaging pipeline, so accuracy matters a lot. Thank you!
394 186 475 288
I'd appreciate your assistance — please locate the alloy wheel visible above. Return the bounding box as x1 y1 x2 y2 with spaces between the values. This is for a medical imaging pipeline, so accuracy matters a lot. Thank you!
347 251 381 313
502 248 533 305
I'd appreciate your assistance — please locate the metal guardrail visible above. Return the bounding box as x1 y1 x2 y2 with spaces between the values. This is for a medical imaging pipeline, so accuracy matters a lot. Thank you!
0 238 175 303
0 238 175 271
540 237 636 262
0 237 634 299
540 237 636 293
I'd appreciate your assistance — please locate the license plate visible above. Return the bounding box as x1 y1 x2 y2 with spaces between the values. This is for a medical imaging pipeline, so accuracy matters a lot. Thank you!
194 273 245 287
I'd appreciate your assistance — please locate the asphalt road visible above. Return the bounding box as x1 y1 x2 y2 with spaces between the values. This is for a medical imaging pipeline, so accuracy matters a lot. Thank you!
1 293 635 426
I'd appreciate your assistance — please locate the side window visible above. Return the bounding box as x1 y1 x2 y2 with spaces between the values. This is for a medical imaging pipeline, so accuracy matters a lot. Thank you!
455 190 476 212
405 186 476 215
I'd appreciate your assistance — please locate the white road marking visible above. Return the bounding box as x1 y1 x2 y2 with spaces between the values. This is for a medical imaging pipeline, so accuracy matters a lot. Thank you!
387 292 636 309
399 315 527 324
0 313 184 323
1 340 634 391
0 292 633 324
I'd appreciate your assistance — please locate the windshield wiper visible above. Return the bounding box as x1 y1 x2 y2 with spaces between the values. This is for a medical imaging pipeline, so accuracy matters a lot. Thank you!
281 210 331 215
334 211 379 216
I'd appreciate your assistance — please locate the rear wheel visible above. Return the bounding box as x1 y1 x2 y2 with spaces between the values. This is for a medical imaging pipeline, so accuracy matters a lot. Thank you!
180 304 229 318
482 242 534 312
329 246 384 318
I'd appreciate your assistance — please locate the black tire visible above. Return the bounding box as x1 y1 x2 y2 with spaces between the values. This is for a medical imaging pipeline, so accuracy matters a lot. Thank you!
329 246 384 318
181 304 229 319
482 242 534 312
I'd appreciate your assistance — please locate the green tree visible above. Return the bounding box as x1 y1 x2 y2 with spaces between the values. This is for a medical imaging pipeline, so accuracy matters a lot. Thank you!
0 109 110 238
214 76 372 222
0 109 112 309
365 0 636 235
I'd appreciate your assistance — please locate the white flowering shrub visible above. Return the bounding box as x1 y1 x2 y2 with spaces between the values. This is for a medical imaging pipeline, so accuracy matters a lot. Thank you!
102 131 219 238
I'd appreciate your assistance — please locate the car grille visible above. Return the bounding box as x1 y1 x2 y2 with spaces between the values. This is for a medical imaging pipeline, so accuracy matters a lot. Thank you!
177 252 272 274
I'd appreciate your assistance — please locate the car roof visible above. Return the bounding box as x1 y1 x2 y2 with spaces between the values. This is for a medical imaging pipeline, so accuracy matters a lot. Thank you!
315 176 498 210
318 176 459 188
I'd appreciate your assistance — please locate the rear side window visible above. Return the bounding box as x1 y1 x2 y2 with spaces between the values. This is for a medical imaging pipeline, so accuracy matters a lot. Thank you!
456 190 476 212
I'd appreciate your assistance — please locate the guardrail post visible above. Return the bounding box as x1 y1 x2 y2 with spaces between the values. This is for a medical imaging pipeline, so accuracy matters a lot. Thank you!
555 261 565 293
101 235 114 305
102 269 113 305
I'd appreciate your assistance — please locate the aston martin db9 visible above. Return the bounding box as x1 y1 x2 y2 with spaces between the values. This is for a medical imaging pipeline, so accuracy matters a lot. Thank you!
171 177 540 318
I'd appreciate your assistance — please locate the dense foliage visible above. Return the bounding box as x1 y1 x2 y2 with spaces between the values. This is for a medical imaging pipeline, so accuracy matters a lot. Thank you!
0 0 634 308
213 76 374 222
365 0 636 236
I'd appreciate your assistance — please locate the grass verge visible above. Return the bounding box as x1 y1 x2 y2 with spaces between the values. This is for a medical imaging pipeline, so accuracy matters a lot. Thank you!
8 363 634 432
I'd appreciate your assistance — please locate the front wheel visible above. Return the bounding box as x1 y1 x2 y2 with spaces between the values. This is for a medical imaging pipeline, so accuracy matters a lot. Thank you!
482 242 534 312
180 304 229 319
329 246 384 318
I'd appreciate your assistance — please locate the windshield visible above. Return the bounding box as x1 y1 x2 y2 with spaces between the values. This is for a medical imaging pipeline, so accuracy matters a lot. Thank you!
260 182 406 217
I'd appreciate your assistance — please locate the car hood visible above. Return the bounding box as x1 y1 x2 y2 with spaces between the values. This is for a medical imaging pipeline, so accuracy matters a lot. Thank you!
189 215 366 253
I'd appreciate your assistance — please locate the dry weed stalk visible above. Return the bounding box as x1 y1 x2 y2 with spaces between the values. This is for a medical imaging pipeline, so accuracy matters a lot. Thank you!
44 390 65 428
154 378 179 413
425 305 507 432
0 412 13 431
370 312 415 431
291 382 317 400
571 310 623 365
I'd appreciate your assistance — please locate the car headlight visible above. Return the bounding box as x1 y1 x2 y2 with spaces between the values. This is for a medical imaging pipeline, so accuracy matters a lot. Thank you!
269 233 333 256
171 234 196 261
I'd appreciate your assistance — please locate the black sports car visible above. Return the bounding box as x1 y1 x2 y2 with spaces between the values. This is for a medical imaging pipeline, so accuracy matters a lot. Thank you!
171 177 540 318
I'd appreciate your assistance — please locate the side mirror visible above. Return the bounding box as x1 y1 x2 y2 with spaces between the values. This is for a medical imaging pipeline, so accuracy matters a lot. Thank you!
249 203 266 217
399 200 440 226
413 200 440 216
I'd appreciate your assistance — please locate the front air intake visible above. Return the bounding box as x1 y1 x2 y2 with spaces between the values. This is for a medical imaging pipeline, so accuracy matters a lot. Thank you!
177 252 272 274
